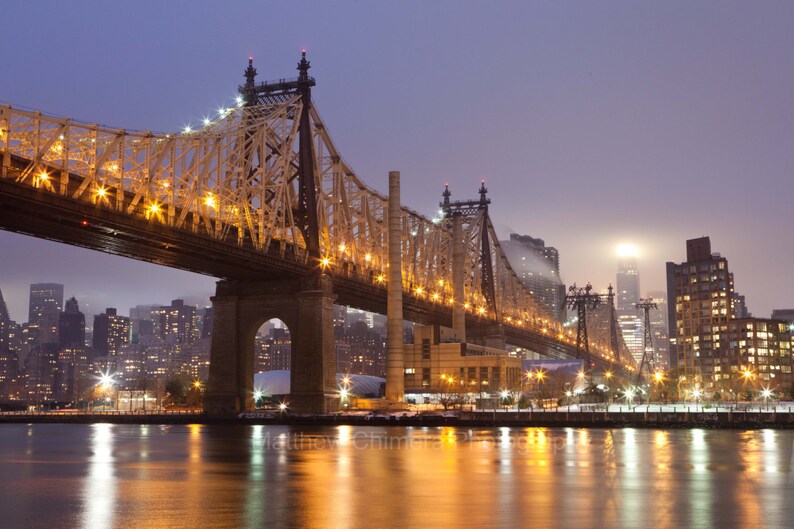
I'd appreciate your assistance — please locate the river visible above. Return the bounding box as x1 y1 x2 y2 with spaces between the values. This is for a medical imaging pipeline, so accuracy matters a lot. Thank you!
0 424 792 528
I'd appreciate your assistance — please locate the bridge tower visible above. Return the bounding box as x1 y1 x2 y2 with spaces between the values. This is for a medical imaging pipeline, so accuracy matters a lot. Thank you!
441 182 503 348
205 54 337 417
564 283 601 380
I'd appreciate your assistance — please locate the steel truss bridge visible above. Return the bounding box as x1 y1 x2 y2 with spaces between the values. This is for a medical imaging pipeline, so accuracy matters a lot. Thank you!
0 53 635 411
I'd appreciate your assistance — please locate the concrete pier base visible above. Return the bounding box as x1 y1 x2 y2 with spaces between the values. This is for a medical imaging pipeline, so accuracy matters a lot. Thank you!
205 276 338 418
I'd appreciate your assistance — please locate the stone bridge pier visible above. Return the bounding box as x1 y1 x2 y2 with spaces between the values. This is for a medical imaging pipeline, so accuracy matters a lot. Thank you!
205 275 338 417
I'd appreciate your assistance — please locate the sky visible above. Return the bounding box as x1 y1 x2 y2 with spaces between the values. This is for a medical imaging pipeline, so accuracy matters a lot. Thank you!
1 0 793 322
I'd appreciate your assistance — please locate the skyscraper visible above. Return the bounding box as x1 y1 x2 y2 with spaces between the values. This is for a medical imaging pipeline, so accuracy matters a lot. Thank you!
150 299 198 345
93 308 130 359
28 283 64 346
0 287 11 351
501 233 565 321
666 237 734 389
616 253 643 362
58 297 85 350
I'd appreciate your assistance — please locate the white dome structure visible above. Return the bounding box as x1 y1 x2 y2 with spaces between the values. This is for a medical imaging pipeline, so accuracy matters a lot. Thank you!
253 370 384 397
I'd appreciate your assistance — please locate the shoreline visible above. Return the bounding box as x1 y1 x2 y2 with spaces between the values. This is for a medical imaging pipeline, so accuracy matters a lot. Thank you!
2 409 793 429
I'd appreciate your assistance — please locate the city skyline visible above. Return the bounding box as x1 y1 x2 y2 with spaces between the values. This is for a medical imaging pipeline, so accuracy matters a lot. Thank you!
2 1 793 320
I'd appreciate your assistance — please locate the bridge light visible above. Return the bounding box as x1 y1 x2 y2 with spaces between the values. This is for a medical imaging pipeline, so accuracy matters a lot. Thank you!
320 256 331 268
415 287 424 296
577 370 586 380
37 170 49 182
183 125 192 134
477 307 486 315
235 95 244 106
338 243 346 252
653 371 664 383
431 292 440 302
203 194 218 209
375 274 385 283
203 117 211 126
148 202 161 215
364 253 371 262
279 402 288 411
95 187 107 198
605 371 613 380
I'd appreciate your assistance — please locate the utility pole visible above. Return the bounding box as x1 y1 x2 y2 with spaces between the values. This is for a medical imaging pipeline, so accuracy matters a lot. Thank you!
564 283 601 380
635 298 658 385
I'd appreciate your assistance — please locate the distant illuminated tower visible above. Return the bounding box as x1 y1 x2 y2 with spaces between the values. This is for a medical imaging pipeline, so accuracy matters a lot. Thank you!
615 245 642 361
615 245 640 315
28 283 64 346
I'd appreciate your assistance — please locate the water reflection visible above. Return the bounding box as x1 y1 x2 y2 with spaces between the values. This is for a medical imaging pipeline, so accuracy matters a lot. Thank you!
0 425 792 528
81 424 116 529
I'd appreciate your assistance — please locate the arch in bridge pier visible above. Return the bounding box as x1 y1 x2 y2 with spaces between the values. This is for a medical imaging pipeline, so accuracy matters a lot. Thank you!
205 276 338 417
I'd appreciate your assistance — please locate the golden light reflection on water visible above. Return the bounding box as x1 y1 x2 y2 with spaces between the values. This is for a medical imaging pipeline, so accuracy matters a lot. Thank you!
0 425 787 529
81 424 115 529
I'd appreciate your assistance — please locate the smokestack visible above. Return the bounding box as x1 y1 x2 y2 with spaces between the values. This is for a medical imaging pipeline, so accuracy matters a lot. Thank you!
385 171 404 402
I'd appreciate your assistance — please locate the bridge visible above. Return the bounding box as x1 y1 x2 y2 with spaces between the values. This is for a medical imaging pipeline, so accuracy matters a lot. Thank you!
0 53 635 415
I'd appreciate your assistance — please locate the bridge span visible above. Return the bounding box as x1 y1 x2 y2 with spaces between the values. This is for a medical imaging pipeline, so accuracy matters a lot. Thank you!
0 53 635 415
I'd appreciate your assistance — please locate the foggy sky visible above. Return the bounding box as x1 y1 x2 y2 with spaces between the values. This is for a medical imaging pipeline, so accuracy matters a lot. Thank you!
1 0 792 322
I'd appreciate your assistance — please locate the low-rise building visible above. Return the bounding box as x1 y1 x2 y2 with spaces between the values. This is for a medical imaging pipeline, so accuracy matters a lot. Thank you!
403 326 523 397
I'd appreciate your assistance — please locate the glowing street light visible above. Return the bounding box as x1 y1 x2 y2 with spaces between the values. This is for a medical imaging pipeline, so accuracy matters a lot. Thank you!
761 387 773 410
624 387 635 405
691 388 702 408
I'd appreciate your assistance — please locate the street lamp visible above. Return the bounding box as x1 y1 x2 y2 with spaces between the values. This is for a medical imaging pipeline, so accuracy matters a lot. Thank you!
761 388 773 410
692 388 702 409
624 387 635 407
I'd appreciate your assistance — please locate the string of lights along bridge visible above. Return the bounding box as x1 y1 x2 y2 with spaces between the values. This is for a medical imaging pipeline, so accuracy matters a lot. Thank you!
0 53 636 414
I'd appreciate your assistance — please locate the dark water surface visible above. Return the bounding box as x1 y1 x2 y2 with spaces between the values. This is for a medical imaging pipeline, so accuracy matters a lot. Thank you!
0 424 792 528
